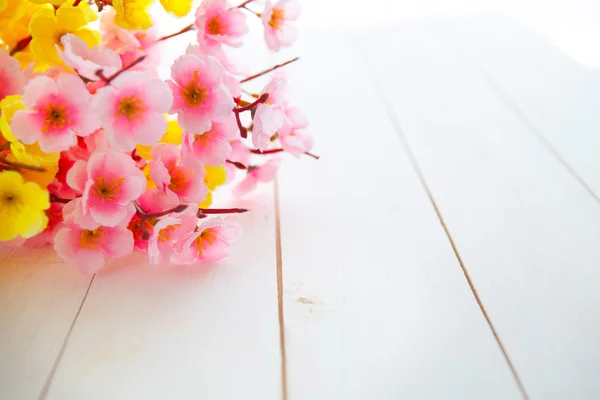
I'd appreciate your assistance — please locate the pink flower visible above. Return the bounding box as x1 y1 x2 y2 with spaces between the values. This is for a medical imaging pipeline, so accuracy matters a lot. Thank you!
168 53 234 134
251 77 288 150
194 0 248 49
150 144 208 204
262 0 300 51
54 201 134 274
92 71 173 151
182 114 237 168
233 157 281 196
0 49 25 102
279 106 312 156
173 217 241 264
186 44 242 97
148 207 198 265
100 8 159 71
56 34 122 81
11 75 99 153
67 150 146 227
128 189 179 252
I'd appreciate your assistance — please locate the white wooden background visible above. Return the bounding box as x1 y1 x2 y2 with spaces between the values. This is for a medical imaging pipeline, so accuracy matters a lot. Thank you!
2 10 600 400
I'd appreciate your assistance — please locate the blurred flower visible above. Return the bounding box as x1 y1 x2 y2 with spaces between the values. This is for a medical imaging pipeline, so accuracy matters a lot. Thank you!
57 33 122 81
252 77 287 150
199 165 227 207
29 4 99 66
0 49 25 102
160 0 194 17
0 170 50 241
194 0 248 49
279 106 312 157
233 157 280 196
262 0 300 51
112 0 153 31
173 216 240 264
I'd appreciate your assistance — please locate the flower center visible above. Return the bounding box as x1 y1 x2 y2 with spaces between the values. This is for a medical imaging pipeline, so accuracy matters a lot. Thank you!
193 131 215 147
268 8 285 30
42 101 70 132
93 177 124 200
158 224 179 242
168 168 187 192
117 95 146 120
207 15 228 35
194 228 218 257
79 228 105 250
182 71 208 107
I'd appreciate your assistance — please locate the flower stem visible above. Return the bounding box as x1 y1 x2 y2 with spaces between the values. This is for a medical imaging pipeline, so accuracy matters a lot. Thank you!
50 194 72 204
0 158 46 172
240 57 300 83
158 24 194 42
226 159 248 170
9 36 32 57
73 0 82 6
197 207 248 218
236 0 254 8
233 93 269 113
234 112 248 138
241 5 261 17
251 148 320 159
97 55 146 84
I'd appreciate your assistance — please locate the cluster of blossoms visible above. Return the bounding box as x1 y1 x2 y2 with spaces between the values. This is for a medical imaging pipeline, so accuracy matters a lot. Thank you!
0 0 314 273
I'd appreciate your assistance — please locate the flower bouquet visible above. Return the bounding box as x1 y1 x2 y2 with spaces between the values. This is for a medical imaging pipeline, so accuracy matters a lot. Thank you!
0 0 313 273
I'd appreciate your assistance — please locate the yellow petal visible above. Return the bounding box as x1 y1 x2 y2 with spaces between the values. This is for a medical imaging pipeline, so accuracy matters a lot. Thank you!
29 6 57 38
56 6 87 31
0 95 26 143
198 191 212 209
204 166 227 190
160 0 193 17
74 28 100 48
162 120 183 144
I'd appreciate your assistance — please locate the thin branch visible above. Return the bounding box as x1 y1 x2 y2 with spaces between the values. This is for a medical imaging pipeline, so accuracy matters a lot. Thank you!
158 24 194 42
96 55 146 84
240 57 300 83
0 158 46 172
9 36 32 57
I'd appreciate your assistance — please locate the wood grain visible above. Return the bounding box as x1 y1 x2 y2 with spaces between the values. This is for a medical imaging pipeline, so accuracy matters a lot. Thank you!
440 15 600 200
276 31 522 400
0 246 93 400
360 22 600 399
41 185 282 400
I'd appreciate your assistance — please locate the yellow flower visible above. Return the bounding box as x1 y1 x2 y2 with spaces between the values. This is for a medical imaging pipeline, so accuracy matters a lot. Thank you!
136 119 183 160
1 96 59 187
0 0 26 28
29 4 99 66
113 0 153 30
199 166 227 208
0 170 50 241
160 0 193 17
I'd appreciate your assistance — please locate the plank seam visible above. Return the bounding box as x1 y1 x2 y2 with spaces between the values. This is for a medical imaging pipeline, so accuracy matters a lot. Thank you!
37 274 96 400
353 38 530 400
436 24 600 205
274 180 288 400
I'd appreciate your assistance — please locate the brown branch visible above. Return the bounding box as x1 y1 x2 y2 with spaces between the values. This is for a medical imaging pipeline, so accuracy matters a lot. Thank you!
240 57 300 83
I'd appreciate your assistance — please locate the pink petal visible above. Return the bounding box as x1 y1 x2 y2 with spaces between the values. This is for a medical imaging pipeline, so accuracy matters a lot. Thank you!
101 226 134 258
22 76 56 108
134 111 168 146
90 202 135 227
144 79 173 112
232 175 257 196
66 160 88 193
178 108 212 133
150 160 171 190
10 111 42 145
254 157 281 182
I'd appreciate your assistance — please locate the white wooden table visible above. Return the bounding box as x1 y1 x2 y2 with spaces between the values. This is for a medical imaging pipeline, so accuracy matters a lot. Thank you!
2 15 600 400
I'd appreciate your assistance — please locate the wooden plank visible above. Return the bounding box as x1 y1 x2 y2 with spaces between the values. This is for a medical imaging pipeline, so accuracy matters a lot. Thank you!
42 185 282 400
439 15 600 198
0 246 93 400
360 22 600 399
277 31 523 400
